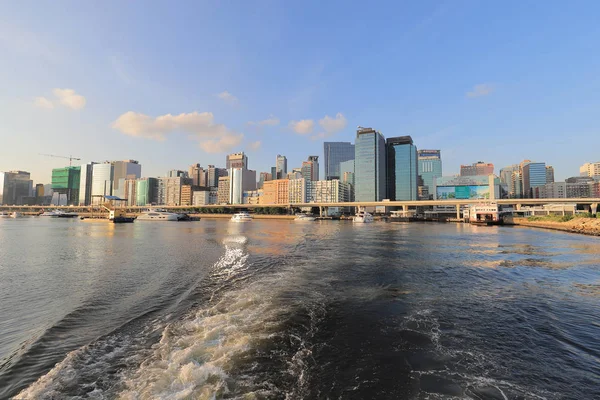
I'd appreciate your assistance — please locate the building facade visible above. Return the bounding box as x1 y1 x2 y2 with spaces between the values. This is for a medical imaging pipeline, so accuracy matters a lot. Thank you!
226 152 248 170
387 136 418 201
91 163 114 202
189 164 207 187
289 178 307 204
546 166 555 184
313 180 351 203
434 175 501 200
112 160 141 198
136 178 158 206
522 162 547 198
78 163 96 205
323 142 355 180
417 150 442 198
217 176 230 204
301 156 319 182
580 162 600 178
0 171 32 205
460 162 494 176
229 168 257 205
262 179 289 204
355 127 386 201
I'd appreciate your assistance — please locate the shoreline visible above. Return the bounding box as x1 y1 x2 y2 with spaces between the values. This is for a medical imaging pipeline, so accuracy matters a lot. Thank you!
512 217 600 237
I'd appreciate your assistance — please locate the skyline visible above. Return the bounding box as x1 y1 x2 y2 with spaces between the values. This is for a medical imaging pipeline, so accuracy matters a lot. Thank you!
2 1 600 183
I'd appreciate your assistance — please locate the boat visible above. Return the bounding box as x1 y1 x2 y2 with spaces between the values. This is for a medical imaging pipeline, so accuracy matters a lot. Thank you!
353 210 374 223
294 213 316 221
10 212 23 218
109 209 135 223
231 211 253 222
0 211 10 218
466 203 504 226
136 209 180 221
40 210 78 218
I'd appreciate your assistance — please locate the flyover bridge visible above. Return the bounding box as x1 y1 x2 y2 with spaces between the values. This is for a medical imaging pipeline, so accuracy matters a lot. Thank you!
1 198 599 218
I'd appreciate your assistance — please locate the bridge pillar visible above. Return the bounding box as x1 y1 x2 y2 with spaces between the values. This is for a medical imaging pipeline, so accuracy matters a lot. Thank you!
402 205 408 215
319 206 324 217
516 204 522 211
456 204 461 219
591 203 598 215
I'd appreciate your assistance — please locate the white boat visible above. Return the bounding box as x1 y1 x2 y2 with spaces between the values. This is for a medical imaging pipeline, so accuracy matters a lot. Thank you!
137 209 180 221
40 210 78 218
0 212 10 218
353 210 374 223
294 213 316 221
10 212 23 218
231 212 253 222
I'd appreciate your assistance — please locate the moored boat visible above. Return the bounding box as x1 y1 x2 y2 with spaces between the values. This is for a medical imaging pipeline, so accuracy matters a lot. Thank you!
353 210 374 223
294 213 316 221
137 209 180 221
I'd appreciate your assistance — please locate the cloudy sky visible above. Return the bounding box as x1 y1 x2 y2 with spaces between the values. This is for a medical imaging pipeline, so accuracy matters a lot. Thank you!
1 1 599 183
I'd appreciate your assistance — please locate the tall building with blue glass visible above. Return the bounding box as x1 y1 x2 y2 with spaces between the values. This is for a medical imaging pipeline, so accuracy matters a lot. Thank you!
522 162 547 198
417 150 442 195
324 142 355 180
386 136 418 201
354 127 386 201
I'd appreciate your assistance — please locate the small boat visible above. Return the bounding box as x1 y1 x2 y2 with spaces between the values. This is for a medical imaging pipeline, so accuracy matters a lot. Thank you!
137 209 180 221
294 213 316 221
231 211 253 222
353 210 374 223
0 212 10 218
10 212 23 218
40 210 78 218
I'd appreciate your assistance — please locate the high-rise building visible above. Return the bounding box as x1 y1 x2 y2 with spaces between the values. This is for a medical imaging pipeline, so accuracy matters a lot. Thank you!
136 178 158 206
0 171 32 205
386 136 418 201
262 179 289 204
511 171 523 198
355 127 386 201
276 155 288 179
287 169 303 180
460 162 494 176
323 142 355 180
417 150 442 199
258 172 272 189
157 176 191 205
51 166 81 205
206 165 227 188
91 163 114 202
217 176 230 204
226 152 248 169
35 183 45 202
167 169 187 178
499 164 520 198
546 166 555 184
579 162 600 178
522 162 547 198
301 156 319 182
313 180 351 203
189 164 207 186
229 168 257 205
289 178 307 204
78 163 96 205
112 160 141 196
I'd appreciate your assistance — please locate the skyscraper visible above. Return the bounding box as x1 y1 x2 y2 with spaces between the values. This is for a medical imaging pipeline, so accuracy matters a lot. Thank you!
276 155 287 179
168 169 187 178
112 160 141 196
417 150 442 197
546 166 555 184
355 127 386 201
386 136 418 201
229 168 257 204
301 156 319 182
189 164 207 186
323 142 355 180
0 171 32 205
226 152 248 169
580 162 600 178
460 162 494 176
522 162 547 198
91 162 114 202
79 162 96 205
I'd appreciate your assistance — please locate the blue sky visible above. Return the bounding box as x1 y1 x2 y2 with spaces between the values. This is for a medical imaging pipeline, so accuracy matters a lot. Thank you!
1 1 599 183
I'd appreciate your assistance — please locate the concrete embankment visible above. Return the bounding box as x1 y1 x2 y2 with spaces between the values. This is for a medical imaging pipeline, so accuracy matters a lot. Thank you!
513 217 600 236
189 213 295 220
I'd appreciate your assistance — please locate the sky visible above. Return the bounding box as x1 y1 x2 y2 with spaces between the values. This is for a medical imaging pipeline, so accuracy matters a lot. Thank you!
1 0 599 184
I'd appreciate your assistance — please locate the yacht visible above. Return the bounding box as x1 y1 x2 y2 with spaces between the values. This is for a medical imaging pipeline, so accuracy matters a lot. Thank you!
10 212 23 218
137 209 180 221
294 213 316 221
40 210 78 218
353 210 374 223
231 211 253 222
0 211 10 218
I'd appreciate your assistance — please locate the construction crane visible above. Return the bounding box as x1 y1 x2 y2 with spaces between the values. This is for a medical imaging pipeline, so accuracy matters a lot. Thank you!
39 153 82 166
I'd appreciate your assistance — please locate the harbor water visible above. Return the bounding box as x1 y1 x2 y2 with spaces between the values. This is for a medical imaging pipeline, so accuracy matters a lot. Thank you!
0 218 599 399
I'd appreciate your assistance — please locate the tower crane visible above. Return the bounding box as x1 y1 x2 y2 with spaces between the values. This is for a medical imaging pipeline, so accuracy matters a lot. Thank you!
39 153 82 166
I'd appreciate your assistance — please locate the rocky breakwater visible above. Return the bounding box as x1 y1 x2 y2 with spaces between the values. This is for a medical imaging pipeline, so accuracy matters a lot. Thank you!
513 217 600 236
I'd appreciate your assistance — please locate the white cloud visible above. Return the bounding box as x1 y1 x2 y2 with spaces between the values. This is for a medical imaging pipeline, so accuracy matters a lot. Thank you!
248 140 262 150
53 88 86 110
289 119 314 134
466 84 494 98
33 96 54 109
111 111 244 153
217 91 238 105
247 116 280 127
200 134 244 153
318 112 347 134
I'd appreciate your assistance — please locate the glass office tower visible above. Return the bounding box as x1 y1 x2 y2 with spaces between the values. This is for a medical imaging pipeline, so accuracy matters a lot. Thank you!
324 142 355 180
355 127 386 201
386 136 418 201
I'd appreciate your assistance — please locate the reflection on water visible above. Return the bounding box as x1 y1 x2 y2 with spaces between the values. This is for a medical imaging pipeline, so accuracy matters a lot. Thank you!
0 219 599 399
